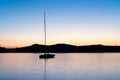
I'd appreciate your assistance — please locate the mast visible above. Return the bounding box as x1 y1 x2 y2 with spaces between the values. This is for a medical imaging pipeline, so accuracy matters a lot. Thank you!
40 11 55 58
44 11 47 54
44 12 47 80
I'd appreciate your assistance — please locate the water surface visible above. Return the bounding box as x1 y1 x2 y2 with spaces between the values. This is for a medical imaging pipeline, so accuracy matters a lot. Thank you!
0 53 120 80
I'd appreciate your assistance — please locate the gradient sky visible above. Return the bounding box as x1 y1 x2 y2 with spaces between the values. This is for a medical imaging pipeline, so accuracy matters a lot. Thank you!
0 0 120 48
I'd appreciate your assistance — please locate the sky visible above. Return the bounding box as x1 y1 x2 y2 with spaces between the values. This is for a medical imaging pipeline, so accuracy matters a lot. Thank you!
0 0 120 48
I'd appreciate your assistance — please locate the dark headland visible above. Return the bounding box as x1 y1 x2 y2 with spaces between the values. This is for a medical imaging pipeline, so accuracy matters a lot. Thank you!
0 43 120 53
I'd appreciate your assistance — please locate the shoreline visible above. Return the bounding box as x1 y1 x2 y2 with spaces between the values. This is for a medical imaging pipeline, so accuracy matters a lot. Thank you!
0 44 120 53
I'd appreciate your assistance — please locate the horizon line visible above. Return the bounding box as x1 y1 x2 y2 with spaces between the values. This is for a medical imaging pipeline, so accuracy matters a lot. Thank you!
1 43 120 49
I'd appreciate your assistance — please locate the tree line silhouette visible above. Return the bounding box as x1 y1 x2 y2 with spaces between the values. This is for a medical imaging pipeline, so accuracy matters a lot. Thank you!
0 44 120 53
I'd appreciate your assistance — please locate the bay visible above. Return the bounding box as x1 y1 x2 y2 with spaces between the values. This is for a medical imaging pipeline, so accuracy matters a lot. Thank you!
0 53 120 80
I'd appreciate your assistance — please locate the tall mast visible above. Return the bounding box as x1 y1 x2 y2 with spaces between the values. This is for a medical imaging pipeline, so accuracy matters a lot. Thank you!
44 11 47 54
40 11 55 58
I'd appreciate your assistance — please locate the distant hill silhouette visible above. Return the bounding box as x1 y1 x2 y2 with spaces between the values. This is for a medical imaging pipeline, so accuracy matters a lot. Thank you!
0 43 120 53
47 43 78 53
0 47 7 52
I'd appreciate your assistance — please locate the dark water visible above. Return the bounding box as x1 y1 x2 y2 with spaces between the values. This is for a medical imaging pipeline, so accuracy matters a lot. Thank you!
0 53 120 80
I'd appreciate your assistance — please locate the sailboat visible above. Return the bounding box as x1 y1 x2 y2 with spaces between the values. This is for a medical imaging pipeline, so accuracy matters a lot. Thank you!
39 11 55 59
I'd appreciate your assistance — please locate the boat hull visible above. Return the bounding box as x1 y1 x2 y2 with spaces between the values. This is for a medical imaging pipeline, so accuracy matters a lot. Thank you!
39 54 55 59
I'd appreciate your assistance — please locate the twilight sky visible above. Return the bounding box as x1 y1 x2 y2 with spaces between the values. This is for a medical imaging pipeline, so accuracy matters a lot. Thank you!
0 0 120 48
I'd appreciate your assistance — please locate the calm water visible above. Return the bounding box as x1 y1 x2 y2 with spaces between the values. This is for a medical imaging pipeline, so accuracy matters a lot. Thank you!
0 53 120 80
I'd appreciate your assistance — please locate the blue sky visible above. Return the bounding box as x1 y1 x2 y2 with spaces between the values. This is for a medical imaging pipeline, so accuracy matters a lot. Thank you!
0 0 120 48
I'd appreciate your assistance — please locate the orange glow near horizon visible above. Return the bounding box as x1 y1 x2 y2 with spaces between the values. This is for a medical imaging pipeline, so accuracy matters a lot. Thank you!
0 30 120 48
0 39 120 48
